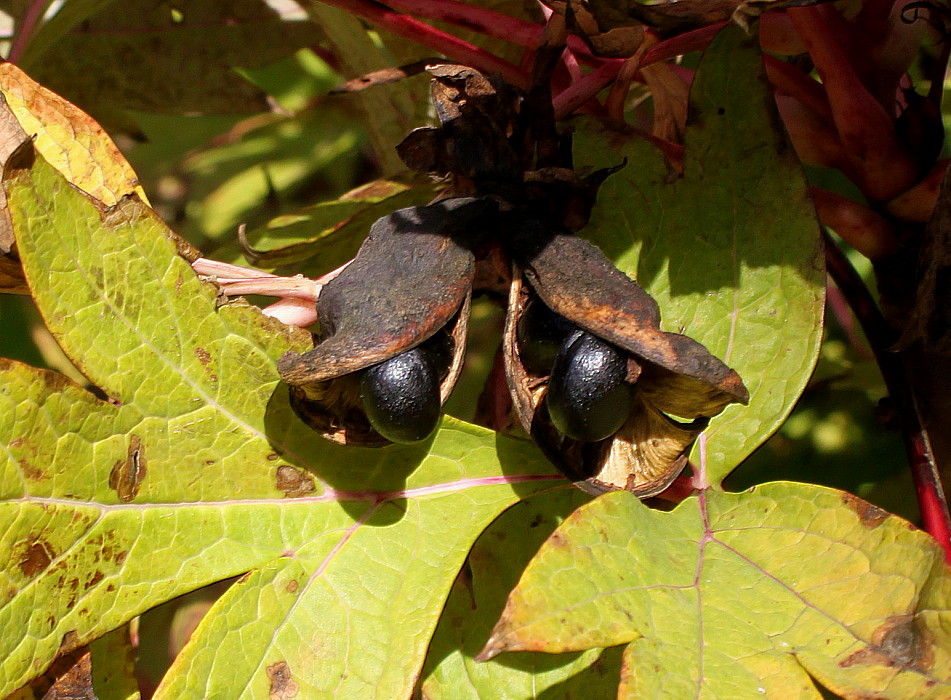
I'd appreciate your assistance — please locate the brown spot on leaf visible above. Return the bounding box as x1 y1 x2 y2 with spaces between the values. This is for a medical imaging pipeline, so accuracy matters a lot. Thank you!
286 580 299 594
194 347 218 382
60 630 81 654
267 661 299 699
276 465 315 498
195 347 212 366
840 615 934 674
84 571 104 591
18 538 54 577
109 434 147 502
19 458 45 481
115 550 127 565
841 493 890 529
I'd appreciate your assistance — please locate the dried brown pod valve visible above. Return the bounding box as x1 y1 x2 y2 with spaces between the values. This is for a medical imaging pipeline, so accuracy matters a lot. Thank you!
277 197 496 446
502 213 749 496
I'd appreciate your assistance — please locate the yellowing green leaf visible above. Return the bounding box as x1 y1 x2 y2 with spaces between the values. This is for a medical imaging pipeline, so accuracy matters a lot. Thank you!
481 483 951 698
22 0 319 117
0 62 146 204
0 137 561 697
420 489 625 699
243 177 437 274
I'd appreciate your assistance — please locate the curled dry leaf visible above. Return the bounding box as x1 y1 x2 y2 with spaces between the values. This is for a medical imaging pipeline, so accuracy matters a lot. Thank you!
277 198 495 445
503 216 749 495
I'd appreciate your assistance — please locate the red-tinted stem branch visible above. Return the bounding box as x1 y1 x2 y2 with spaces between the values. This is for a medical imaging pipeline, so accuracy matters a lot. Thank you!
809 187 898 260
788 5 916 201
553 60 622 118
824 233 951 562
641 23 726 67
8 0 49 64
314 0 530 87
763 55 831 121
377 0 599 63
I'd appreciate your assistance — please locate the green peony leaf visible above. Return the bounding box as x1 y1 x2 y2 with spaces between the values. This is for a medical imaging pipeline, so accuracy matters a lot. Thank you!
420 488 625 699
0 136 561 697
481 483 951 698
22 0 318 118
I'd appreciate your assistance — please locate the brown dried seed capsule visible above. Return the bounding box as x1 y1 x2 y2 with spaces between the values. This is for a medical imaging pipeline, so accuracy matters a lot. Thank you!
503 214 748 497
278 197 494 446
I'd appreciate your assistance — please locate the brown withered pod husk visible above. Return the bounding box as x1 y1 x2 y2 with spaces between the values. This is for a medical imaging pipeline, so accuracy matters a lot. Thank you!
277 197 496 446
502 214 750 496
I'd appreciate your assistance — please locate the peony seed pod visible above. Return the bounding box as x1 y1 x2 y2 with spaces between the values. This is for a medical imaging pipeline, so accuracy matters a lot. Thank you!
503 214 749 496
278 197 496 446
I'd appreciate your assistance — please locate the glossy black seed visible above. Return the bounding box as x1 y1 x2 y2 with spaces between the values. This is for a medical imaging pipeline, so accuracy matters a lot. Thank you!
516 300 580 375
360 347 441 444
546 332 635 442
422 331 454 381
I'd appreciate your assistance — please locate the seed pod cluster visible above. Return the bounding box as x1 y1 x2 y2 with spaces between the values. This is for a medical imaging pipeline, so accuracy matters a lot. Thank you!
277 64 749 498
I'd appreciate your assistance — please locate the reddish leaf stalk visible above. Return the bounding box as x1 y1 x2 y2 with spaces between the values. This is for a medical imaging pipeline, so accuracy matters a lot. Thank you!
375 0 598 63
640 23 726 67
824 233 951 562
763 55 832 121
8 0 49 64
788 5 917 201
314 0 530 87
808 187 899 260
885 157 951 223
553 60 622 119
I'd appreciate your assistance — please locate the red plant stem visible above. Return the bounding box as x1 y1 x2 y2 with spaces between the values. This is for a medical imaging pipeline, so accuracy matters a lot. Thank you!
763 55 831 121
824 233 951 562
378 0 542 47
788 5 917 202
653 472 697 504
553 61 622 118
314 0 530 87
604 56 642 121
808 187 898 260
376 0 603 65
8 0 49 64
885 158 951 223
640 23 727 67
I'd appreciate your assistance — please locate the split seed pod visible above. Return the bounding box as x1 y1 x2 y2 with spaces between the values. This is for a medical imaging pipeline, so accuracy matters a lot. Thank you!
278 197 495 446
503 215 749 496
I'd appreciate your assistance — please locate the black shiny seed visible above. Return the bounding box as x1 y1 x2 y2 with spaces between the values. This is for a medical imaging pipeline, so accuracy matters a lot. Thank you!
422 331 454 381
516 300 580 375
546 332 635 442
360 346 441 444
